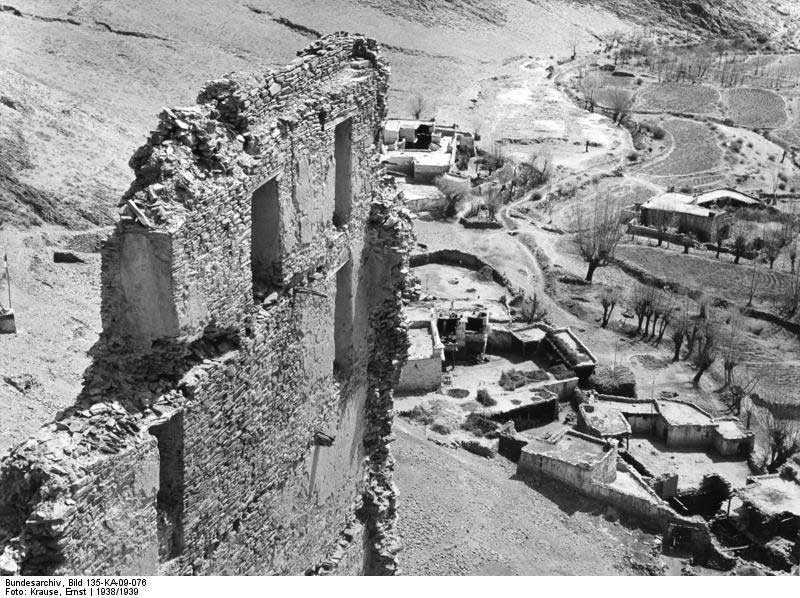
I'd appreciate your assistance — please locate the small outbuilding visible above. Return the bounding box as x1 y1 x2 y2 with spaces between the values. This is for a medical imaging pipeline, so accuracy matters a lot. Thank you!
396 320 444 394
518 429 618 487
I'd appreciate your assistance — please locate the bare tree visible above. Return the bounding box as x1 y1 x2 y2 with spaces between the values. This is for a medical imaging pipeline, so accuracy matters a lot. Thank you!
578 71 601 113
606 86 635 125
780 268 800 320
519 291 548 323
631 283 650 334
763 226 787 270
599 285 622 328
722 373 759 415
683 296 708 361
714 225 726 259
648 210 677 247
756 408 800 473
603 30 624 53
407 93 429 120
670 299 689 361
681 231 695 254
721 308 742 387
485 186 504 222
692 315 718 386
732 222 749 264
574 191 625 282
746 250 761 307
653 288 675 345
568 29 580 61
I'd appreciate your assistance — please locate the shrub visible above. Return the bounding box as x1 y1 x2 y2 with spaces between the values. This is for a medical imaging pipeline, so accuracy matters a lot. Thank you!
430 422 451 435
462 413 499 437
588 365 637 397
399 404 435 426
436 176 470 219
548 364 575 380
476 388 497 407
651 126 666 140
627 150 639 162
460 439 495 458
499 368 550 391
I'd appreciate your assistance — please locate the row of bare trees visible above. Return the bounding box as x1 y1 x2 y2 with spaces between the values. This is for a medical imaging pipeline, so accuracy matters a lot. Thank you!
576 71 635 124
604 29 800 89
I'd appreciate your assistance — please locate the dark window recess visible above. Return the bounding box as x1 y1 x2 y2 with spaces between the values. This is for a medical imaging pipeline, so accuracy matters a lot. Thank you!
333 118 353 227
150 413 184 562
251 178 281 301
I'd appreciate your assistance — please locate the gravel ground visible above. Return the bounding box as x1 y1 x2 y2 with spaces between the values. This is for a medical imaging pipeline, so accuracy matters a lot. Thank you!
393 420 668 576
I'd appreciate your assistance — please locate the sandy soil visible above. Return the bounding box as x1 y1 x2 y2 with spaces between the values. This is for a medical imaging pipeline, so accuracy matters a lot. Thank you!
0 0 632 227
393 419 670 575
0 226 104 456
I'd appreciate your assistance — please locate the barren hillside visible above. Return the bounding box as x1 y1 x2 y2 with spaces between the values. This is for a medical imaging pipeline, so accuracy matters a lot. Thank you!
0 0 784 229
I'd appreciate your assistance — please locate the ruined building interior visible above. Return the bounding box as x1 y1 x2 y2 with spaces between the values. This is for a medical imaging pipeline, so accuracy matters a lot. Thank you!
0 33 412 576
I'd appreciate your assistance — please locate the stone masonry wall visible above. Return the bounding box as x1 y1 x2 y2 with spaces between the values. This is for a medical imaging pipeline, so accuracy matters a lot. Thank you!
0 33 411 576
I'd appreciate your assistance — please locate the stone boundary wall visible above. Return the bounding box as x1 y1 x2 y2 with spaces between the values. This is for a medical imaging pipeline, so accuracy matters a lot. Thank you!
0 34 411 577
746 394 800 421
409 249 520 295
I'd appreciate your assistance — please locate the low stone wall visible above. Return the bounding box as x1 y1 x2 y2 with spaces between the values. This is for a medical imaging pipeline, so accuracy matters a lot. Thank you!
409 249 519 295
657 420 717 449
746 394 800 421
543 377 579 401
627 224 691 247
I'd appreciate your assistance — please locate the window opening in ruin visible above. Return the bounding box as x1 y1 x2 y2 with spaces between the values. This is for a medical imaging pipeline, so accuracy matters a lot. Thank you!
149 413 184 562
333 259 354 377
333 118 353 227
251 178 281 301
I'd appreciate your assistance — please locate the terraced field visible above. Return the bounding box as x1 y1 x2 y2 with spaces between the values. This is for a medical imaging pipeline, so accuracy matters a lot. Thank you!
772 124 800 150
615 244 794 311
641 118 722 177
635 82 720 114
725 88 787 129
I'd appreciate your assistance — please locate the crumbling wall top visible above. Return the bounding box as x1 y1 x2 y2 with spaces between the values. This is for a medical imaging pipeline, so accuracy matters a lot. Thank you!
121 32 389 231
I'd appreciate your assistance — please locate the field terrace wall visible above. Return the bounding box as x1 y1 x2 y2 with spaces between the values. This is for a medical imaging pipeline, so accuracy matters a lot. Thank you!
0 33 413 576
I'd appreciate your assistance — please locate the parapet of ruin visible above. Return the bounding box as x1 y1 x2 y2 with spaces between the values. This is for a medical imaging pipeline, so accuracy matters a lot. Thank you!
0 33 412 576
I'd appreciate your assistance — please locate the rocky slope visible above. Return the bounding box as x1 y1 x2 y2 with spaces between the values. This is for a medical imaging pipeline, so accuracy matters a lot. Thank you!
588 0 782 37
0 0 785 229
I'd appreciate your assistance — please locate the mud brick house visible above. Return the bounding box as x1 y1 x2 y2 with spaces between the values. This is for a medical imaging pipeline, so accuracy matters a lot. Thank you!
0 33 413 576
639 192 732 242
518 429 618 487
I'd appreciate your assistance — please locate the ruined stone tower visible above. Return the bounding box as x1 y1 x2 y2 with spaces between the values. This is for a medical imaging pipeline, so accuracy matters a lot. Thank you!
0 33 411 576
